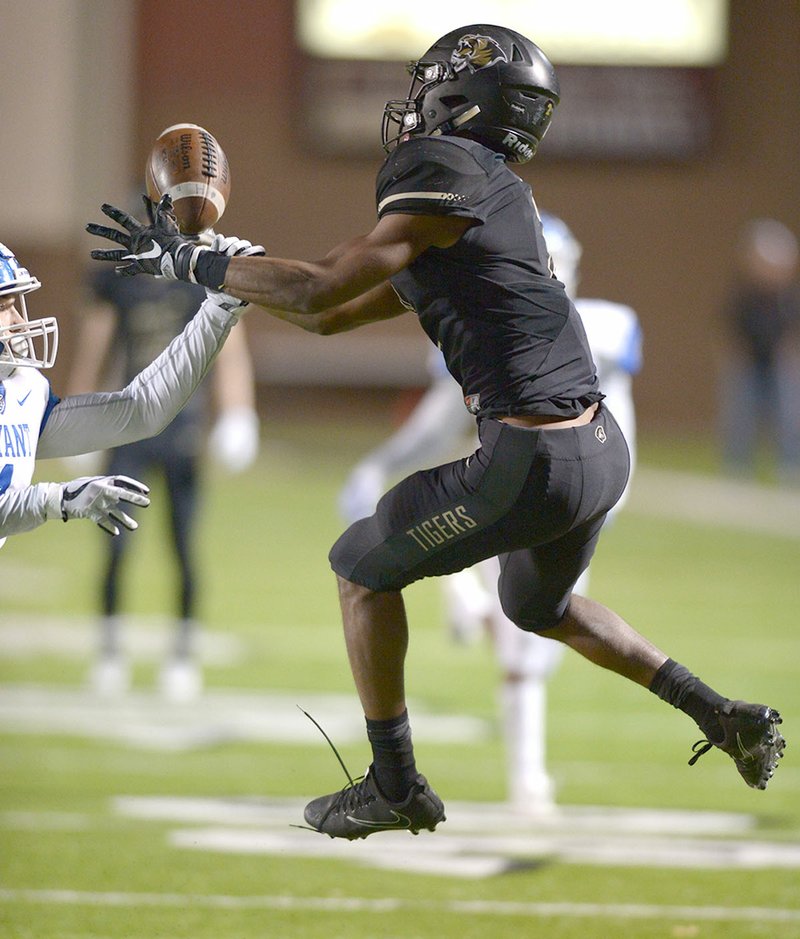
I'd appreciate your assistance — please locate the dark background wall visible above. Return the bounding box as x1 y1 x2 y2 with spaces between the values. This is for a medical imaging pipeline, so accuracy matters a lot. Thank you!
29 1 800 436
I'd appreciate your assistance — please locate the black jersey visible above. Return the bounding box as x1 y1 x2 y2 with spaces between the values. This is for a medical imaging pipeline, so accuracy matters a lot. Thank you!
377 136 601 419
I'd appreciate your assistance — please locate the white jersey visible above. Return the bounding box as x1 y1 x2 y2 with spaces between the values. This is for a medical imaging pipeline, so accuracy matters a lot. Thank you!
0 367 53 547
0 295 239 546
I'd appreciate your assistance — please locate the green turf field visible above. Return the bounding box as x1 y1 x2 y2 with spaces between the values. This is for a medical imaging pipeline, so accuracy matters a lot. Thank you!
1 419 798 938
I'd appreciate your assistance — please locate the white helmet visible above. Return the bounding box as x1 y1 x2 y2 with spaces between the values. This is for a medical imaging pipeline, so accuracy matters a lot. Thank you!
0 242 58 376
540 212 583 298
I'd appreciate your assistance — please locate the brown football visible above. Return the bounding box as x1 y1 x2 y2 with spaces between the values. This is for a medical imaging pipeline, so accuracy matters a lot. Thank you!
145 123 231 234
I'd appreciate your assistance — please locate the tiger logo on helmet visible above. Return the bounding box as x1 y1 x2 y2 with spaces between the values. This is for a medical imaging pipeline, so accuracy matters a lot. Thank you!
451 34 508 73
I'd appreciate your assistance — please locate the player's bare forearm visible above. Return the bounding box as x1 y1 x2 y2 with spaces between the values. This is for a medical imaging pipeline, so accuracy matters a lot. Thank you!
247 281 408 335
223 235 411 316
221 214 472 325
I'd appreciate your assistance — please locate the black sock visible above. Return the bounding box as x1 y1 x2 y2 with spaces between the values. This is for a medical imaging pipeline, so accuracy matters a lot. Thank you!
366 710 418 802
649 659 729 741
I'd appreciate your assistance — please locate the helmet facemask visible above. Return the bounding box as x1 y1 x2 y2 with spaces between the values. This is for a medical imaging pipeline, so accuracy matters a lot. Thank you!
382 61 457 151
0 296 59 372
0 243 58 377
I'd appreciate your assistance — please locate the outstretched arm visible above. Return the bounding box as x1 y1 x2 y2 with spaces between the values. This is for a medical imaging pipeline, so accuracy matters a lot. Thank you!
258 279 410 335
42 227 267 461
223 213 469 316
38 295 239 459
88 196 473 334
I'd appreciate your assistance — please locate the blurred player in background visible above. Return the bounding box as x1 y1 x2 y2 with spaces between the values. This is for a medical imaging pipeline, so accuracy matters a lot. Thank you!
338 213 642 813
718 218 800 486
0 236 253 556
67 265 260 701
90 23 786 839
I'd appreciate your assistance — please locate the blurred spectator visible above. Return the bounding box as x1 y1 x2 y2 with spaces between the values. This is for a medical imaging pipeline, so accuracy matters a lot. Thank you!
719 218 800 485
68 270 260 700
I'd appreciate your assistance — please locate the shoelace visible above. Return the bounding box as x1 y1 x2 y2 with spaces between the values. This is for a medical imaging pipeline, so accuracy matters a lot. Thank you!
689 714 776 767
327 775 376 815
688 708 735 767
688 739 714 766
298 705 357 787
293 706 374 830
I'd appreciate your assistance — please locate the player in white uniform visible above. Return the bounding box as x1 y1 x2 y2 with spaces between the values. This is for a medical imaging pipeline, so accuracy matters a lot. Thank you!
338 213 642 812
0 225 260 549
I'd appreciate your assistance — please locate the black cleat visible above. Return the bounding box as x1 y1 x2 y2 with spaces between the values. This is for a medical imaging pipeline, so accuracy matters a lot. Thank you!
689 700 786 790
304 766 446 840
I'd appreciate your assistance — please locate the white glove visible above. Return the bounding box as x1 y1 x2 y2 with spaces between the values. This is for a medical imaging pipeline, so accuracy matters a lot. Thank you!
205 233 266 312
208 406 260 474
338 462 386 523
210 234 266 257
47 475 151 536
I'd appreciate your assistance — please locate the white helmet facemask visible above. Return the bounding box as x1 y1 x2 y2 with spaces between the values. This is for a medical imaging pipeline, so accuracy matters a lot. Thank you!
0 242 59 378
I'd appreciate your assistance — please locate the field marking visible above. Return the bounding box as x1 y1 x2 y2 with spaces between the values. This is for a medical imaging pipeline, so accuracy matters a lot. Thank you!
0 684 486 751
116 794 756 835
0 811 89 831
2 887 800 923
111 794 800 878
0 615 242 663
169 824 800 876
628 467 800 539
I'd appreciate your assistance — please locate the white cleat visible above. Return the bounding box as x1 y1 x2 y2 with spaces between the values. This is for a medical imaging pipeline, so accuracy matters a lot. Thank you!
159 658 203 702
89 656 131 698
509 773 559 817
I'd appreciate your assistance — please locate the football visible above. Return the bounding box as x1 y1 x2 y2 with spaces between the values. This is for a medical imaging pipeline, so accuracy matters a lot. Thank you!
145 123 231 235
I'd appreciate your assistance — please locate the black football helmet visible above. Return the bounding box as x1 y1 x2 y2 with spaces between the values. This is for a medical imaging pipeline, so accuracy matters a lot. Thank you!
382 24 560 163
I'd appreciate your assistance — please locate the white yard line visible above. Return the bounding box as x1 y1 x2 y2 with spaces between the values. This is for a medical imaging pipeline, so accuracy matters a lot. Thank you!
0 685 486 750
1 887 800 923
114 794 797 878
0 616 242 663
168 823 800 875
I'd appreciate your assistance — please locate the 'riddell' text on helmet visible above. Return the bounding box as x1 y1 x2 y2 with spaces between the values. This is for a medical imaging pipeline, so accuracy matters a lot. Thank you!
382 24 560 164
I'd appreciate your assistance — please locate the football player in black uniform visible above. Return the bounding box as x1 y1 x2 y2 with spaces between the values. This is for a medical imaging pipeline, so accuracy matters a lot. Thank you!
89 24 785 839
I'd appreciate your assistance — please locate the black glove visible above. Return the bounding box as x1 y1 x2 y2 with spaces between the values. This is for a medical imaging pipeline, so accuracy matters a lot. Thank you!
87 194 230 288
